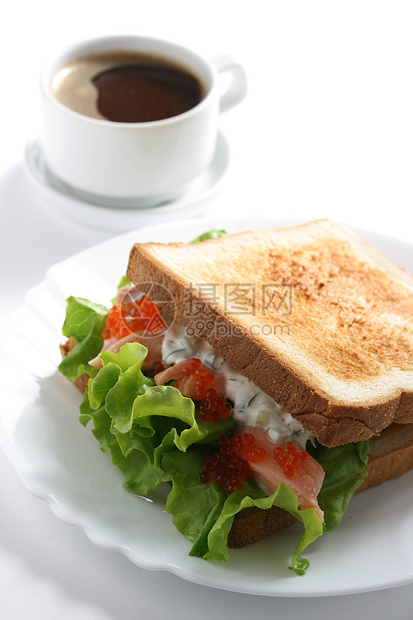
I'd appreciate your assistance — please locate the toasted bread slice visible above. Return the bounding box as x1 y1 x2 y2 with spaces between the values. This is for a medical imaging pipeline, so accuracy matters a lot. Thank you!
355 422 413 493
127 219 413 447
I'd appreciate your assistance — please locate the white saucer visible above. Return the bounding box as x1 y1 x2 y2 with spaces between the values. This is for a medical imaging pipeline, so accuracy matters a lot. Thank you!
23 132 230 232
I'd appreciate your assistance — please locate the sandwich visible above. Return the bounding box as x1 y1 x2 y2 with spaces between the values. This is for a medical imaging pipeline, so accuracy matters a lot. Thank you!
58 219 413 574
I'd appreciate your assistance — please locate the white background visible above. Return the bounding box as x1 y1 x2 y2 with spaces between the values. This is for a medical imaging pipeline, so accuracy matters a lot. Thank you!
0 1 412 617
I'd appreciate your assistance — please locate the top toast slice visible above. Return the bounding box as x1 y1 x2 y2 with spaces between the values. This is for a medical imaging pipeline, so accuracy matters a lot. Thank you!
126 219 413 447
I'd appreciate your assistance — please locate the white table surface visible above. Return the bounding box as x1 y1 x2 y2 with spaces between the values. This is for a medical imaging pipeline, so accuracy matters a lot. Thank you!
1 1 412 617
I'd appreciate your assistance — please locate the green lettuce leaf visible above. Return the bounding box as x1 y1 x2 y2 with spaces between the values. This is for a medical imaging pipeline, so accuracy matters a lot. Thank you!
96 344 153 432
309 439 369 531
58 296 108 382
110 275 132 304
79 390 164 494
84 342 235 494
117 275 132 289
162 448 227 554
190 229 227 243
205 481 323 574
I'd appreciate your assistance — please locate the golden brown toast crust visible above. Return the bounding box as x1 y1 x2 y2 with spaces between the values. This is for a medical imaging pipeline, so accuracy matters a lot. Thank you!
126 220 413 447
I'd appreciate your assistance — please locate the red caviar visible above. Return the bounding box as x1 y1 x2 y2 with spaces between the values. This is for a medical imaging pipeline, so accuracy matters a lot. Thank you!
200 433 266 494
235 433 267 463
102 295 166 340
198 389 233 424
176 360 233 423
272 444 310 478
181 358 217 400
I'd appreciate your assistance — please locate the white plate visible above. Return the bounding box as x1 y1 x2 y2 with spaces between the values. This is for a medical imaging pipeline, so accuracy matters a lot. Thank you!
23 133 230 232
0 216 412 598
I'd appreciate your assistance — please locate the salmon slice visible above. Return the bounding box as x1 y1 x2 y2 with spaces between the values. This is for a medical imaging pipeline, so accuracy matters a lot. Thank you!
241 425 325 522
154 359 226 398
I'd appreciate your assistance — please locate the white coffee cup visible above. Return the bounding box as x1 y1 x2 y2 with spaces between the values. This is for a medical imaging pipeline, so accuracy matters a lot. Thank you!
39 35 247 207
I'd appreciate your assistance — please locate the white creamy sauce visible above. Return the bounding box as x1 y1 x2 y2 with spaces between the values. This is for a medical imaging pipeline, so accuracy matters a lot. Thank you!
162 324 313 448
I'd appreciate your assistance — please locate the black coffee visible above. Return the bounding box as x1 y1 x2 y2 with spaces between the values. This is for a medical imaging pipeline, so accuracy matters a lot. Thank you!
50 51 204 123
92 62 203 122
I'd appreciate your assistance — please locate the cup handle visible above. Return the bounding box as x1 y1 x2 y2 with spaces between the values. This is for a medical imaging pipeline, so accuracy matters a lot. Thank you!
211 55 247 114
